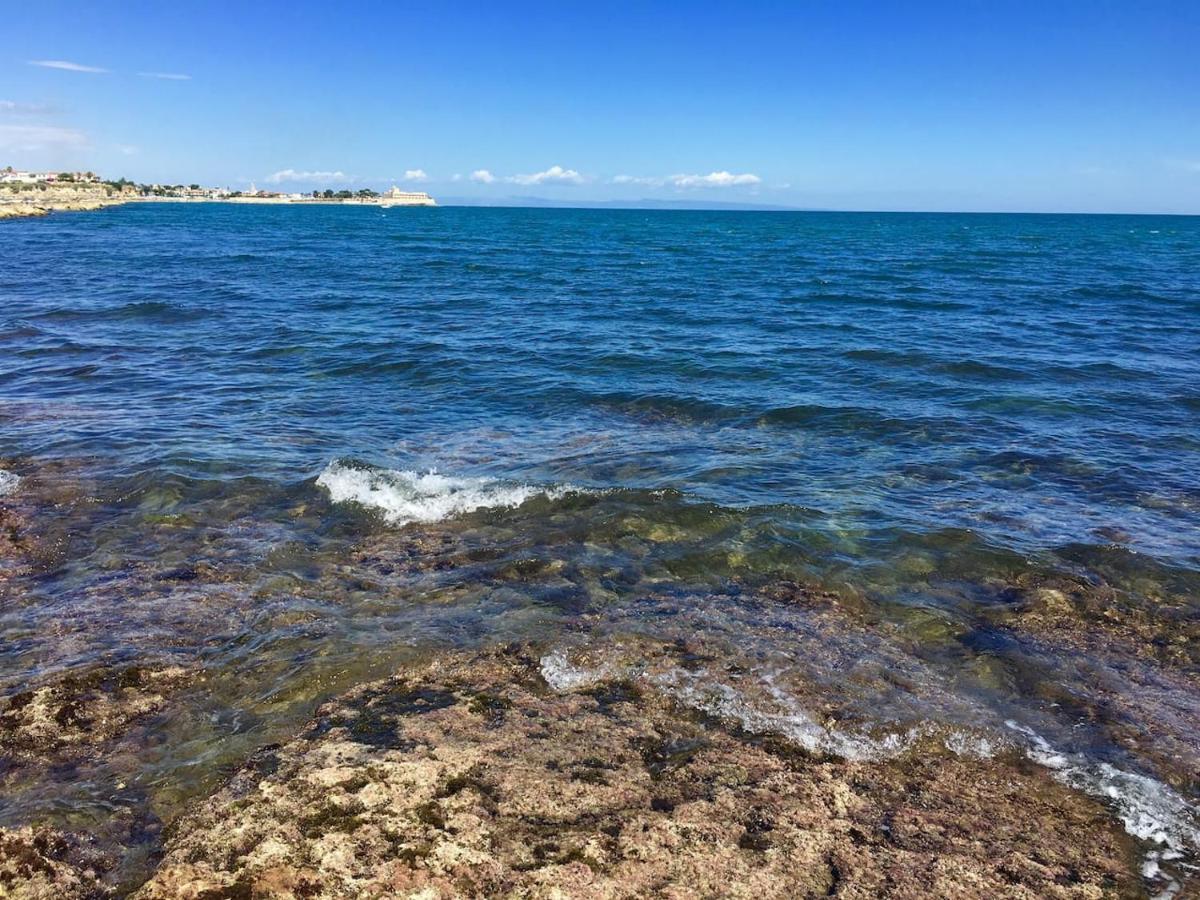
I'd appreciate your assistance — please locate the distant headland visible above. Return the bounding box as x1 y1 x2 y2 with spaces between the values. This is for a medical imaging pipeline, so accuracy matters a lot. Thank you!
0 167 436 220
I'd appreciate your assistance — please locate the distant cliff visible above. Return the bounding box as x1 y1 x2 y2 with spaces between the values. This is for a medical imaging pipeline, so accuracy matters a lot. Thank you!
0 183 128 220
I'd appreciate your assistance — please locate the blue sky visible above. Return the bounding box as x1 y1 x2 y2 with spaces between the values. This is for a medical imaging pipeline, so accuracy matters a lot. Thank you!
2 1 1198 212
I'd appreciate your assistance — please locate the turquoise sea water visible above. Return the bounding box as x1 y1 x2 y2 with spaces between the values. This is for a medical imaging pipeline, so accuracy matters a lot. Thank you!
2 204 1200 886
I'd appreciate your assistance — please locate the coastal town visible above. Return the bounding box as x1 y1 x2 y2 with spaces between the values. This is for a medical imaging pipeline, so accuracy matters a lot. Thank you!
0 166 436 219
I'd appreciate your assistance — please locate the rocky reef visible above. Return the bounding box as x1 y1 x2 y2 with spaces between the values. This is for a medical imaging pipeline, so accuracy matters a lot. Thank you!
132 643 1142 899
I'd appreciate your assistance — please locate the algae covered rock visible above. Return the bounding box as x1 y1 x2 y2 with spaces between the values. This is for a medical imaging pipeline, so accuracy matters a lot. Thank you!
0 664 190 773
134 642 1142 899
0 826 113 899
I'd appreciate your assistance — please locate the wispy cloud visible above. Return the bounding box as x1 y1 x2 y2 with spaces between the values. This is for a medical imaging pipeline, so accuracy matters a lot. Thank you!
265 168 351 184
612 171 762 189
670 171 761 188
507 164 584 186
28 59 107 74
138 71 191 81
470 169 496 183
0 124 87 151
0 100 55 114
612 174 663 186
116 143 140 156
402 168 428 182
1164 158 1200 174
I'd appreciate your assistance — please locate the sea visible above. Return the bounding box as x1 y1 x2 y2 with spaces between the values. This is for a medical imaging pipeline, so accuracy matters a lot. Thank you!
2 204 1199 888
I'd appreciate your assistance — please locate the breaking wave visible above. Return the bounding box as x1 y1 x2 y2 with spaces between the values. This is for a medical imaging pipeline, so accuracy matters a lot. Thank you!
316 460 576 526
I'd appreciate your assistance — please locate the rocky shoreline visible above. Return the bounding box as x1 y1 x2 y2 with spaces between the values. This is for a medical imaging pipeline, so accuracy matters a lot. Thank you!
1 460 1197 897
0 186 128 220
0 199 126 220
2 643 1150 899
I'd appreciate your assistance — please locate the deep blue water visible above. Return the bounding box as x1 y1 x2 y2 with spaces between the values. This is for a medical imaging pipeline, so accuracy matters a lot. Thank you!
3 204 1200 883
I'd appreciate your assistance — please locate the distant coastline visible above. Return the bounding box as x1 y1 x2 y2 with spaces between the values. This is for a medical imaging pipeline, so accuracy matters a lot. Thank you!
1 167 437 220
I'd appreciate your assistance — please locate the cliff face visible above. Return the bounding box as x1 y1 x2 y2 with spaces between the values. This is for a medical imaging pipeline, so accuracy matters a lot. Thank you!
0 184 126 219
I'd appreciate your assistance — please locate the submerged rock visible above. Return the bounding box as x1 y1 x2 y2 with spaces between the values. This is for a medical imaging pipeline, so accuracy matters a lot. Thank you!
134 643 1142 899
0 664 190 774
996 569 1200 671
0 826 113 899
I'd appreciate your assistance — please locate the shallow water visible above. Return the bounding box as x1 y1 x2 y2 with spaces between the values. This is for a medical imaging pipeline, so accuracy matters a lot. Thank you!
2 204 1199 889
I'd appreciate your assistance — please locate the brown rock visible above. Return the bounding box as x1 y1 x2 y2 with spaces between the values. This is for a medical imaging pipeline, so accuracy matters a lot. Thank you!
1 664 190 771
0 826 113 899
134 644 1143 899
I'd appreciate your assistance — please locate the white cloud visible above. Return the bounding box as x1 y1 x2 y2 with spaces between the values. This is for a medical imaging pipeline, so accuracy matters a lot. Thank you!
0 124 87 151
403 168 428 182
116 144 140 156
265 168 351 184
28 59 107 74
669 171 761 188
470 169 496 183
138 71 191 81
507 164 584 186
451 173 464 182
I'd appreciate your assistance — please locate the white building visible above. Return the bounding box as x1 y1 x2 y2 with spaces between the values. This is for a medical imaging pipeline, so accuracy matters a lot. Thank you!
0 169 38 184
380 186 437 207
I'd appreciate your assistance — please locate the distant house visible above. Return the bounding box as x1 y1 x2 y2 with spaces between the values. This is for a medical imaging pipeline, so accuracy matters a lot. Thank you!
0 168 38 184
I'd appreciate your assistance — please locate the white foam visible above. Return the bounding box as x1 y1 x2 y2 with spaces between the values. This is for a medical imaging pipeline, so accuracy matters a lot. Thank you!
316 461 572 526
1006 720 1200 888
541 650 996 763
0 469 18 497
538 641 1199 890
655 666 916 762
942 730 1000 759
539 649 618 692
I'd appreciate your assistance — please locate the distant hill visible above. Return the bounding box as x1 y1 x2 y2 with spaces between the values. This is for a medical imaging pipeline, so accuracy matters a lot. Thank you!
438 195 815 212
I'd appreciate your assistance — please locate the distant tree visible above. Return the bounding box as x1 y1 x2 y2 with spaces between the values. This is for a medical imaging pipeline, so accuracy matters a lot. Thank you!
356 188 378 198
189 183 200 191
323 189 334 199
312 190 320 199
335 190 353 199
